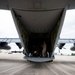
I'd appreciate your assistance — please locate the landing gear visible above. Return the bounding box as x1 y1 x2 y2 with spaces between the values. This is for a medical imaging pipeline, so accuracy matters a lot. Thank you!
48 55 55 62
23 49 27 56
50 60 53 62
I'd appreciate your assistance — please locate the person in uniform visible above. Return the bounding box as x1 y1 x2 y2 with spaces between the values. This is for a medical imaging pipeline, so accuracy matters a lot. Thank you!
42 42 46 57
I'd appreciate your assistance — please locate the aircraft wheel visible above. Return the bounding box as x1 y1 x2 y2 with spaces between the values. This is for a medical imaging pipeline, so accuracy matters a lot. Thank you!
23 50 26 55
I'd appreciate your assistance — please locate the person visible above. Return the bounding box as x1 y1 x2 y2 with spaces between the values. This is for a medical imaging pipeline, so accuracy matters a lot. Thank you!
29 53 32 57
42 42 46 57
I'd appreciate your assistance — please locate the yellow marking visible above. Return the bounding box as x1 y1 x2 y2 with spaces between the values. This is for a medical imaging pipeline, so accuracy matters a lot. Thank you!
50 61 54 64
26 60 30 62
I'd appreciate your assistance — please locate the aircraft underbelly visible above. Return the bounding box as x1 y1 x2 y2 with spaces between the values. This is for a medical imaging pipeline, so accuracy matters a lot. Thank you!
11 8 65 58
14 9 63 33
10 0 67 60
0 0 75 62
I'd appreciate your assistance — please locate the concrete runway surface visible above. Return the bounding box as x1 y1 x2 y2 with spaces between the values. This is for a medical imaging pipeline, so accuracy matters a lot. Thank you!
0 53 75 75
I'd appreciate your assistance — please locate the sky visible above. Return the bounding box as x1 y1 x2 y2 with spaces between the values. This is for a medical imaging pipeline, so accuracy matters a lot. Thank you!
0 9 75 53
0 9 19 38
60 9 75 38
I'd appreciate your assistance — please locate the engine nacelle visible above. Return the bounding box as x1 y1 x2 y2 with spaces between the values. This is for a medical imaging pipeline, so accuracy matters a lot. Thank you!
0 42 11 50
70 43 75 51
58 43 65 49
15 43 22 49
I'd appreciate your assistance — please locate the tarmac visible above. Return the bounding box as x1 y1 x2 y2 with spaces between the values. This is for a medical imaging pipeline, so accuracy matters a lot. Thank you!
0 53 75 75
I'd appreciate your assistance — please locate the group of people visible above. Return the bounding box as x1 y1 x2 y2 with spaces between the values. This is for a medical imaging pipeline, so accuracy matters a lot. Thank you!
29 42 50 57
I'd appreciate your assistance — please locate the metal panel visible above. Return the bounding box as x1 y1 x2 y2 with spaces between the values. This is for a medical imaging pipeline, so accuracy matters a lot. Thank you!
14 9 63 33
0 0 9 9
24 56 55 62
8 0 68 10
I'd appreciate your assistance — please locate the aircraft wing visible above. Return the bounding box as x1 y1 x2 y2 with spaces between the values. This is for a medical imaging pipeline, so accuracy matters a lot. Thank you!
0 38 75 43
0 38 22 49
0 38 21 43
58 38 75 50
58 39 75 43
0 0 75 10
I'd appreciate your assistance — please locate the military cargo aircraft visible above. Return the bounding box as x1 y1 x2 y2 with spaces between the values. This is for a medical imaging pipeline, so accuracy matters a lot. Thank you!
0 0 75 62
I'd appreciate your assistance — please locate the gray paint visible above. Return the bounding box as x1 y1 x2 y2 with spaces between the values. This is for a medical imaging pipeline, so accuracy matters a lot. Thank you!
14 9 62 33
8 0 68 10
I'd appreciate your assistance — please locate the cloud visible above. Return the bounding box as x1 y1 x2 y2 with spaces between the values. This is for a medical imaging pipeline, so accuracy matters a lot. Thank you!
60 9 75 38
0 9 19 38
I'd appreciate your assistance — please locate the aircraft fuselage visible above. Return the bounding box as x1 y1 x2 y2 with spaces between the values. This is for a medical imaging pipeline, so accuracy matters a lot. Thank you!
0 0 75 62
